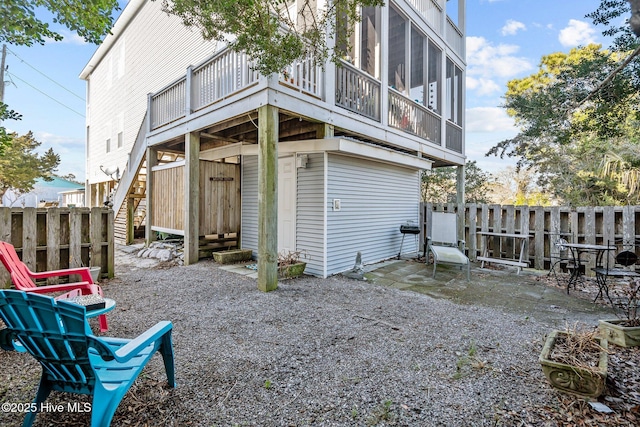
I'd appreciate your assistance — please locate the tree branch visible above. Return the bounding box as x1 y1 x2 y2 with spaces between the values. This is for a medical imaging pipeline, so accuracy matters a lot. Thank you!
574 44 640 110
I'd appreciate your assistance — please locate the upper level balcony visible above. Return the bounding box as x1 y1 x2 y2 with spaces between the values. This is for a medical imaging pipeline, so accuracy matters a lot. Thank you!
148 0 464 158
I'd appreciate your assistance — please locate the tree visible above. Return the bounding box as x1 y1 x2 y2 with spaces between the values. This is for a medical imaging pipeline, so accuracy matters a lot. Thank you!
161 0 384 76
488 167 552 206
0 0 120 46
0 132 60 205
488 42 639 205
421 161 492 204
0 102 21 156
486 1 640 206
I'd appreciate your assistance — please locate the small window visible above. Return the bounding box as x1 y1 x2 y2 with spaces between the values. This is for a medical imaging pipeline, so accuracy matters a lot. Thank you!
106 138 111 153
117 132 123 149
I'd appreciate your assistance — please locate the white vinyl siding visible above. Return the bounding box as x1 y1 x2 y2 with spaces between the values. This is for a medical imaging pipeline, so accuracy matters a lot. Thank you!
295 153 325 277
85 0 220 185
241 156 259 254
326 154 420 275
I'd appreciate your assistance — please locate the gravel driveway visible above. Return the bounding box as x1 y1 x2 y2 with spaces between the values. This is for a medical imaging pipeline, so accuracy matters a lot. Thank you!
0 254 623 426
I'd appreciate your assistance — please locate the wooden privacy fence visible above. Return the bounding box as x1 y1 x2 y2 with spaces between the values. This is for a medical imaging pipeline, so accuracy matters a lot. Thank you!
421 203 640 275
0 207 114 287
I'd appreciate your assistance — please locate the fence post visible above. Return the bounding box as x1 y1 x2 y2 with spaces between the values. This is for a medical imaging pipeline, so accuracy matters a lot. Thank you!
46 209 61 284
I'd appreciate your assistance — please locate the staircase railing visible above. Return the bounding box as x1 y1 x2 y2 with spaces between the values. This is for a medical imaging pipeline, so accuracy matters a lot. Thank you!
113 114 148 214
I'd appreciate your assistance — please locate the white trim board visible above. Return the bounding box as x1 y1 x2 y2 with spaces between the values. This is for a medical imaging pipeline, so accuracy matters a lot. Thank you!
200 138 433 170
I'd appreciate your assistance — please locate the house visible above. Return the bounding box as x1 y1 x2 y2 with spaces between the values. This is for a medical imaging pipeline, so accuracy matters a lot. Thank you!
80 0 466 278
2 176 84 208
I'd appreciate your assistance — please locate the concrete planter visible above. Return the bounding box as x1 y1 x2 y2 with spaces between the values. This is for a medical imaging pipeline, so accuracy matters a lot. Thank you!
278 262 306 279
213 249 253 264
539 330 608 399
599 319 640 347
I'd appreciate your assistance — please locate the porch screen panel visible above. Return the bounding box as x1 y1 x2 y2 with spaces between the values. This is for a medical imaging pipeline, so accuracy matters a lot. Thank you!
427 41 442 114
388 7 406 92
361 7 379 77
410 27 425 104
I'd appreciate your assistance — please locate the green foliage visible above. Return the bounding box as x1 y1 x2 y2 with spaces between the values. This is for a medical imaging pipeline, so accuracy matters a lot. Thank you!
587 0 640 50
161 0 384 76
421 161 492 204
487 1 640 206
488 43 640 206
0 102 21 157
0 0 120 46
0 132 60 204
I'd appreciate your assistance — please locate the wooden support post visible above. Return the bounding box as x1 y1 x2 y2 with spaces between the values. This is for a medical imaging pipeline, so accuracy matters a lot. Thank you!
258 104 279 292
126 197 134 244
106 208 115 278
316 123 334 139
456 165 465 244
184 132 200 265
145 147 158 247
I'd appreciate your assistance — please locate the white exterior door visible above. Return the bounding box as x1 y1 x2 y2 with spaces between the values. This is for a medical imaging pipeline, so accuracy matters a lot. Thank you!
278 156 296 254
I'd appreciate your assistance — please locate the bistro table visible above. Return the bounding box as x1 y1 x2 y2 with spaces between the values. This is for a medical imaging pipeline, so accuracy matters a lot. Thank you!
562 243 616 295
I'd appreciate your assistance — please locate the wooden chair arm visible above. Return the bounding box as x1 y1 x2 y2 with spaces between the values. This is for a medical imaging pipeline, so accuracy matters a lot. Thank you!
30 267 93 283
26 282 103 296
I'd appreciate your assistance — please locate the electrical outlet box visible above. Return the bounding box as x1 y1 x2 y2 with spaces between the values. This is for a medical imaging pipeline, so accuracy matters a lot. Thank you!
333 199 341 211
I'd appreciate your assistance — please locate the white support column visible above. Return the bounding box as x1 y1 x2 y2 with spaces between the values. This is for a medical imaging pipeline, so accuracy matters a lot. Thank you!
184 132 200 265
380 4 389 127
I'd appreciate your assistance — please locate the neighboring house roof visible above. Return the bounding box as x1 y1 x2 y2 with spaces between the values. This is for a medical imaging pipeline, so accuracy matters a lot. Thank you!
2 177 84 207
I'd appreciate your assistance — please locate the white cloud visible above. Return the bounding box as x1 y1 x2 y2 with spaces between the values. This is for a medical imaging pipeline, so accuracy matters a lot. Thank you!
465 107 515 133
558 19 597 47
466 76 501 96
33 132 86 177
44 30 88 45
501 20 526 36
467 37 532 79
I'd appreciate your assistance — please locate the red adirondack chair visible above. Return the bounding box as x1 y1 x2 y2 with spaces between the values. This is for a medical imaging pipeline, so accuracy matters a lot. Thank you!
0 241 109 332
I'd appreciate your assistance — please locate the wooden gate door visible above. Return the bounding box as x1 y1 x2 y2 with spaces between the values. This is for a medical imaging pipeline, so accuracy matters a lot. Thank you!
199 161 241 237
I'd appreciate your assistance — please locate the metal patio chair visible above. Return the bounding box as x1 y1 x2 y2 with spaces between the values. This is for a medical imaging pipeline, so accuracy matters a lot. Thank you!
426 212 470 281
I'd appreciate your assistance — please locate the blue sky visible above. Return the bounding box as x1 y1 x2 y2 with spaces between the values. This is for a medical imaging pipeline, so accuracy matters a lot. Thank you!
2 0 625 178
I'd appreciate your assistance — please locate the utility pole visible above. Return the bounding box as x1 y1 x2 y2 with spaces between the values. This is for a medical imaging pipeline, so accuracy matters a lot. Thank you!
0 44 6 102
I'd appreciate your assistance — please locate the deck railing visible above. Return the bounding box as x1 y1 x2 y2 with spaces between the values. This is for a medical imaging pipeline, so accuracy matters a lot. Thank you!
335 61 381 121
151 78 186 129
192 49 259 111
407 0 443 33
445 121 462 153
445 17 465 58
389 89 441 145
279 52 322 98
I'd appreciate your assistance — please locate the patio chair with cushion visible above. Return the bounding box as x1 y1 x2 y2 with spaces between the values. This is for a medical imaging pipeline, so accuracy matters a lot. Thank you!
426 211 470 281
0 290 176 427
0 241 109 331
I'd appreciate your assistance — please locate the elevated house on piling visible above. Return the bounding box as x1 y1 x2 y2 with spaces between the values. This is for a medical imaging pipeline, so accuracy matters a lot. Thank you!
81 0 466 278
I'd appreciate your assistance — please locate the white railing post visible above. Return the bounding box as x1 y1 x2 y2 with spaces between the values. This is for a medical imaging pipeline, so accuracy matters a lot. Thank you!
185 65 193 116
146 93 153 132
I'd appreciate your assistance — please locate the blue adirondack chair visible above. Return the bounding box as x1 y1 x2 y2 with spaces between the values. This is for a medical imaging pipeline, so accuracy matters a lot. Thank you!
0 290 176 427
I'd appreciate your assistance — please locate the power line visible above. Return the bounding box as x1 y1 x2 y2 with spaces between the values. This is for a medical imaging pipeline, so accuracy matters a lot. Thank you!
5 70 85 118
6 46 85 102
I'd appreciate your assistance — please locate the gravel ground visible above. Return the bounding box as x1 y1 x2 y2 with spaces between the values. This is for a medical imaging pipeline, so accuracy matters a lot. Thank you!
0 253 637 426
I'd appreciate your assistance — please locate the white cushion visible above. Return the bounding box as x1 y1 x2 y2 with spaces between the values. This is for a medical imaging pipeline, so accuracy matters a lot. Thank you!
430 245 468 264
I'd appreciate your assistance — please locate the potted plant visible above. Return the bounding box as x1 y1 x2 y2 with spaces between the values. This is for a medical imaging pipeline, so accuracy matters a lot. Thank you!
599 278 640 347
277 250 307 279
539 325 609 399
